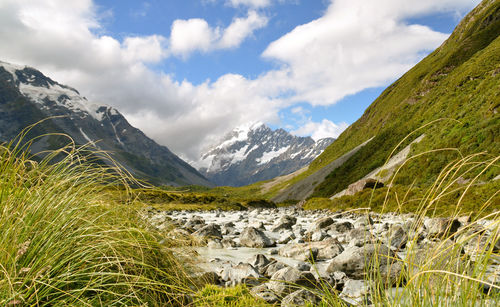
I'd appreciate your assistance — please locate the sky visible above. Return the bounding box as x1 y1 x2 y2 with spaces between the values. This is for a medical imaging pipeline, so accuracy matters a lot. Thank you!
0 0 481 162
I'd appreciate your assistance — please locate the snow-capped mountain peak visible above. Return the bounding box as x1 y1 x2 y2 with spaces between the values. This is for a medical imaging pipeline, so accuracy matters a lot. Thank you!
195 123 335 186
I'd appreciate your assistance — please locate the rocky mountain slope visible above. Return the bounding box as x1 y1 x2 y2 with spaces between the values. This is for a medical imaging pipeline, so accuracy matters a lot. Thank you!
0 61 212 186
270 0 499 202
194 122 334 186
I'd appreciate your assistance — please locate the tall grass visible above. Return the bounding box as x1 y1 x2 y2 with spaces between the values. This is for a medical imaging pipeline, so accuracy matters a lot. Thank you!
0 129 193 306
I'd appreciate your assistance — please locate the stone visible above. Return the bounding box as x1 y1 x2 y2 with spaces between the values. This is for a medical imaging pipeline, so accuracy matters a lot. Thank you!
340 279 371 306
250 284 280 304
309 217 334 232
184 216 206 231
220 263 261 286
387 225 408 249
192 223 222 240
328 221 354 233
247 254 271 275
315 238 345 260
345 179 383 196
326 244 404 286
279 244 318 262
353 215 374 227
268 267 317 297
347 228 374 247
272 215 298 232
264 261 290 278
278 231 296 244
281 289 322 307
240 227 276 248
424 217 461 238
221 237 239 248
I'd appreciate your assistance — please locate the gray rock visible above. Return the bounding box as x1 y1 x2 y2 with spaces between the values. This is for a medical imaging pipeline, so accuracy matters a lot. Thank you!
347 228 374 247
220 263 261 286
272 215 298 232
247 254 271 275
264 261 290 278
309 217 334 232
221 237 239 248
184 216 206 231
240 226 276 248
281 289 321 307
340 279 371 306
387 225 408 249
278 231 296 244
192 223 222 241
279 244 318 262
268 267 317 297
328 221 354 233
353 215 374 227
250 284 280 304
327 244 404 286
424 217 461 238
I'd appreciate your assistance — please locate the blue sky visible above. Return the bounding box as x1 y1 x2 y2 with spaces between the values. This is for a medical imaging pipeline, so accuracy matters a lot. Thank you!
0 0 481 161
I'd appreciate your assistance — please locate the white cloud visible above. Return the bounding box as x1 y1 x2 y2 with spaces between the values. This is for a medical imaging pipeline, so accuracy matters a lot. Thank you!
219 11 268 48
169 10 268 57
0 0 481 163
170 18 218 56
261 0 480 106
123 35 166 63
293 119 349 140
227 0 272 8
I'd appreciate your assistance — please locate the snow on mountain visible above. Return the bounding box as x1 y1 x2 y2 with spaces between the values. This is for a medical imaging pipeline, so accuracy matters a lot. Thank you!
0 60 211 187
195 123 335 187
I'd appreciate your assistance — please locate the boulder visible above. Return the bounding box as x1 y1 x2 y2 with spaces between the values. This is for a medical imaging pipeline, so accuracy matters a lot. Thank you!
247 254 271 275
250 284 280 304
347 228 374 247
279 244 318 262
271 215 298 232
268 267 317 297
264 260 290 278
220 263 261 286
340 279 371 306
387 225 408 249
281 289 322 307
192 223 222 240
278 231 296 244
424 217 461 238
240 227 276 248
308 217 334 232
328 221 354 233
345 179 383 196
327 244 404 286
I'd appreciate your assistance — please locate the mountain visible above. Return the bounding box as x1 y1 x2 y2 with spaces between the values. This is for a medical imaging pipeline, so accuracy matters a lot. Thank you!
0 61 212 187
194 122 335 186
269 0 499 202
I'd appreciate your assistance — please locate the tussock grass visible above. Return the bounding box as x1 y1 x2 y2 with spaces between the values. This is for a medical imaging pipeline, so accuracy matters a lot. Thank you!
0 128 194 306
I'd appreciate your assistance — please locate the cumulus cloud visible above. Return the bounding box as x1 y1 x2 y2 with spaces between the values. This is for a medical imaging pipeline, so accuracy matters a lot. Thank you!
0 0 480 162
293 119 349 140
227 0 272 8
169 10 268 57
261 0 480 106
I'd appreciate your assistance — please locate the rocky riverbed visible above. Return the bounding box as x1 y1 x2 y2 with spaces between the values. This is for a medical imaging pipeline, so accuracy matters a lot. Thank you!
143 207 500 306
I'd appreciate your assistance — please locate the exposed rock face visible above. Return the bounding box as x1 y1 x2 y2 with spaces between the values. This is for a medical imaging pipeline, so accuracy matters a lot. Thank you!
267 267 316 297
281 289 321 307
0 61 211 187
424 217 461 238
194 122 335 187
327 244 404 286
240 227 276 248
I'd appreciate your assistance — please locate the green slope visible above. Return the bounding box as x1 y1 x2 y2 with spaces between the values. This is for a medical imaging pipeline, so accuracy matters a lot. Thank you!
270 0 500 202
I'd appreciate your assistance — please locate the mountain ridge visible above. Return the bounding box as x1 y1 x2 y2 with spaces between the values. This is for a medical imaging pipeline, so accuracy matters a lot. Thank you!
268 0 499 202
0 60 212 187
195 122 335 187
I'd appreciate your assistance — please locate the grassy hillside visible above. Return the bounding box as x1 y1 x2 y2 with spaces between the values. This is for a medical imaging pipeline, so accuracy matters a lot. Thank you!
269 0 500 202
